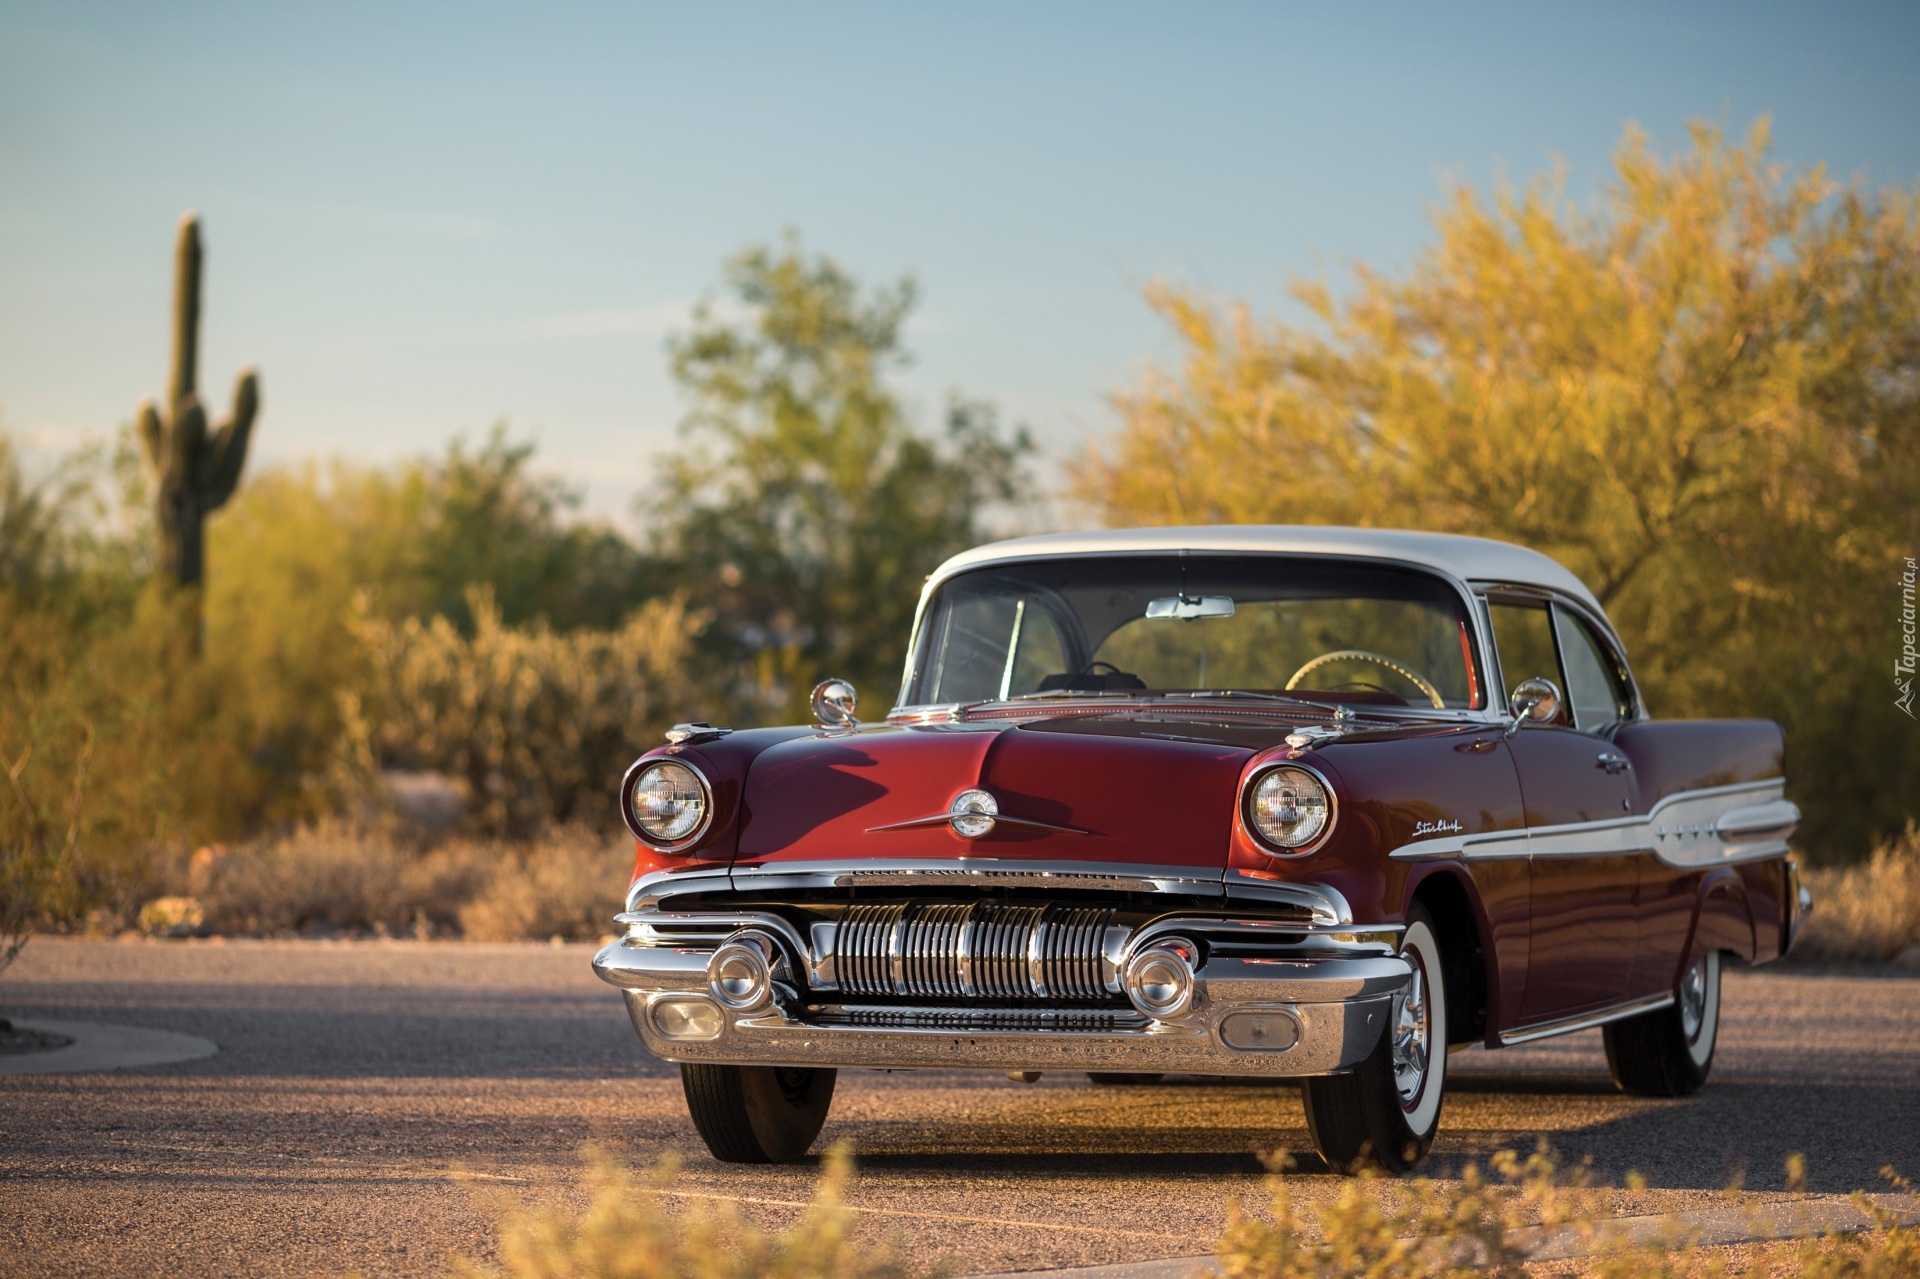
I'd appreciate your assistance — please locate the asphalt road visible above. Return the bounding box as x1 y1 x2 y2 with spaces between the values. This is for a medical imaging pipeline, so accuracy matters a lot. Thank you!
2 938 1916 1277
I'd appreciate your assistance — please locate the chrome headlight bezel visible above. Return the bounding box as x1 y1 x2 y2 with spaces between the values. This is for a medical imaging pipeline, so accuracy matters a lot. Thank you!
1243 762 1337 855
621 756 714 852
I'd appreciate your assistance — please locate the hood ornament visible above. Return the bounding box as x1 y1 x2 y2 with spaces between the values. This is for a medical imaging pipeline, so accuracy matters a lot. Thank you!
866 787 1087 839
1285 707 1355 753
665 722 732 746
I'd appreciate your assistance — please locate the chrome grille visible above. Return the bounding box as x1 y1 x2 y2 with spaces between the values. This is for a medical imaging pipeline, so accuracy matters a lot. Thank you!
832 901 1116 1002
817 1006 1149 1032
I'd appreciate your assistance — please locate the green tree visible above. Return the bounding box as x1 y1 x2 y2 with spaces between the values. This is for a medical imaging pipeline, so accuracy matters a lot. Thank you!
202 429 652 818
653 237 1032 721
1075 120 1920 860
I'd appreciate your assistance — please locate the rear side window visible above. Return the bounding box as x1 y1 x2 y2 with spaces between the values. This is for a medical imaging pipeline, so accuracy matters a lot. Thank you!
1488 601 1559 707
1552 605 1630 732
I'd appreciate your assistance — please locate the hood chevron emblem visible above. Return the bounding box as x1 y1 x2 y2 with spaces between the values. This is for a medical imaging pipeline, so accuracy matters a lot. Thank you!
866 788 1087 840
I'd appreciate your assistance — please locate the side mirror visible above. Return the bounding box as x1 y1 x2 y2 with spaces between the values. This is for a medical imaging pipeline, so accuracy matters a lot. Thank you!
1505 677 1562 738
811 678 859 729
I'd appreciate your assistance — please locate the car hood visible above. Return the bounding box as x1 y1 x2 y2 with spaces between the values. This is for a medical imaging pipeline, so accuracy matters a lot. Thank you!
732 716 1264 872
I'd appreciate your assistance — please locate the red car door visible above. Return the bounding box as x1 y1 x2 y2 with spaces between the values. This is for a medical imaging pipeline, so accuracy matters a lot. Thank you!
1489 597 1639 1022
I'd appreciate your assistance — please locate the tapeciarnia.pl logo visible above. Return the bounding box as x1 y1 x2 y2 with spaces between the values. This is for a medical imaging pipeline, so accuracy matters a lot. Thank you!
1899 555 1918 719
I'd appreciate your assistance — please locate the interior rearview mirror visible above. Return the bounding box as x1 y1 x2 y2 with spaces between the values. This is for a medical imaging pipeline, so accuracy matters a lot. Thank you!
1145 594 1236 621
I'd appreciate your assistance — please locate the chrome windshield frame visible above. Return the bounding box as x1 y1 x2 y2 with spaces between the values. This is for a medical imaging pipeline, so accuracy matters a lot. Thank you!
891 549 1508 726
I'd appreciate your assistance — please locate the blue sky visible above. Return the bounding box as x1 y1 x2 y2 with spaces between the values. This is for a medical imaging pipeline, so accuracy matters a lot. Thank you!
2 2 1916 521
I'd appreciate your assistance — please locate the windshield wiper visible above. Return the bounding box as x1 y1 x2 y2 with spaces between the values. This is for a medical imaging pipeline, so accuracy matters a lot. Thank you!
1004 689 1139 700
1159 689 1352 717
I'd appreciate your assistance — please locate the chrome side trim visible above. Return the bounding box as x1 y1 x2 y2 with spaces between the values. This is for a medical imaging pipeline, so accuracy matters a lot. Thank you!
1129 916 1401 956
614 909 813 971
1715 798 1800 840
1387 778 1796 869
1221 872 1353 925
1499 991 1675 1045
729 858 1226 898
626 867 734 911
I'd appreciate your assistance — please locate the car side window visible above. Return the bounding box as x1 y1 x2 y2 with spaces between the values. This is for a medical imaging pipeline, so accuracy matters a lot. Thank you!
1551 605 1629 732
1487 601 1564 722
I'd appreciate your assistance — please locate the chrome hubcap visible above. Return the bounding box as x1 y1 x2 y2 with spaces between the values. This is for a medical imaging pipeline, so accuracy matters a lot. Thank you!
1679 956 1708 1040
1391 955 1429 1105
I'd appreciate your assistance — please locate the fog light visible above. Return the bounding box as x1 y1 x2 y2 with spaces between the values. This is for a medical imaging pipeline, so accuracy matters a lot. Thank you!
1124 939 1198 1020
707 938 774 1010
651 998 723 1041
1220 1009 1301 1052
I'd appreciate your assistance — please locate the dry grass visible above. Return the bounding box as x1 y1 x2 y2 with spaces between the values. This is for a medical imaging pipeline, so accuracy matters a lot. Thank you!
1795 824 1920 966
456 829 632 943
449 1142 935 1279
436 1144 1916 1279
162 820 630 941
1216 1148 1919 1279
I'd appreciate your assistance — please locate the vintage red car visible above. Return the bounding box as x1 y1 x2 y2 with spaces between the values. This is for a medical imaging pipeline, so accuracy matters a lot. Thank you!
592 527 1809 1173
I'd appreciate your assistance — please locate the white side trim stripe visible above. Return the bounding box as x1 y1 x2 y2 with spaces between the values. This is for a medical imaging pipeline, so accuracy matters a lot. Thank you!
1390 779 1797 869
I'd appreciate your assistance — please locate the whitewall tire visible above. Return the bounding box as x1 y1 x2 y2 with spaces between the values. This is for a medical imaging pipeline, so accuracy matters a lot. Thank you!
1301 905 1448 1174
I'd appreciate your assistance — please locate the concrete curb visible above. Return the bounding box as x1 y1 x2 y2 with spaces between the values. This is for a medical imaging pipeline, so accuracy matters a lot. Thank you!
962 1193 1919 1278
0 1018 218 1076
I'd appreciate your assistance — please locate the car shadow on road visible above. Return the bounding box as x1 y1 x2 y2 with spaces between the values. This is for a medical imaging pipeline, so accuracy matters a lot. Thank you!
835 1077 1919 1196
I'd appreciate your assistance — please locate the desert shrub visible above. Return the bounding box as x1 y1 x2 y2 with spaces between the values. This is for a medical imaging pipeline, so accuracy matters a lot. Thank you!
1787 1167 1920 1279
1795 824 1920 965
190 822 495 936
170 822 627 940
450 1141 933 1279
1217 1147 1920 1279
346 589 704 838
456 831 630 942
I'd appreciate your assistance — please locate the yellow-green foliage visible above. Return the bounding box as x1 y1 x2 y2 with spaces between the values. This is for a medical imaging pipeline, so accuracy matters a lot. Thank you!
451 1142 934 1279
1797 824 1920 964
1216 1147 1920 1279
1788 1169 1920 1279
1075 119 1920 860
347 589 704 837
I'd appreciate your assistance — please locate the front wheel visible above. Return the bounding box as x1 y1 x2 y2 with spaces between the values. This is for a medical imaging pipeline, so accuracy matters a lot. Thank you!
1301 905 1448 1174
680 1063 837 1163
1603 950 1720 1097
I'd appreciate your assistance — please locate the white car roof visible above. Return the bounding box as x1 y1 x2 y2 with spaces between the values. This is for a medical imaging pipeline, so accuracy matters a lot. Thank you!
927 525 1608 619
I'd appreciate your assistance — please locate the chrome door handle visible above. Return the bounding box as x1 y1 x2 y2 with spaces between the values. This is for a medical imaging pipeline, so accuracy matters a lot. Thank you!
1596 751 1630 775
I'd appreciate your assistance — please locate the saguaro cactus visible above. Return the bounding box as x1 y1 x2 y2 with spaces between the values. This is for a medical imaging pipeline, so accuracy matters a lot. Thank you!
135 212 260 589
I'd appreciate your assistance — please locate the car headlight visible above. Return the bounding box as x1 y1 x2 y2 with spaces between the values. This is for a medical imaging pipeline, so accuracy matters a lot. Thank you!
623 758 712 850
1246 764 1334 851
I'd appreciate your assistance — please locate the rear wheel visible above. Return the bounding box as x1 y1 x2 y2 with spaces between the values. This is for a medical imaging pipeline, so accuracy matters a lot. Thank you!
1301 905 1448 1174
680 1064 837 1163
1603 950 1720 1097
1086 1072 1166 1086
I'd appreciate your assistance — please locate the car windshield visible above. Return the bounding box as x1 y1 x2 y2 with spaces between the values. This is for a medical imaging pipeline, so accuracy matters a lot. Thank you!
902 555 1484 711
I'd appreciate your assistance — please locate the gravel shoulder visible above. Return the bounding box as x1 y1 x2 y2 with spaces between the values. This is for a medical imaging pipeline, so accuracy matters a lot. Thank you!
1 938 1915 1277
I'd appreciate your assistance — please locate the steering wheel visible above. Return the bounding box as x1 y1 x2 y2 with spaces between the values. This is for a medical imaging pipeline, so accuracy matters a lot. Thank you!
1285 649 1447 709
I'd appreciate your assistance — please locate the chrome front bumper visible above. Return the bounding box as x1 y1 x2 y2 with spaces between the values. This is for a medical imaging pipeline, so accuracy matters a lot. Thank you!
592 932 1408 1078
